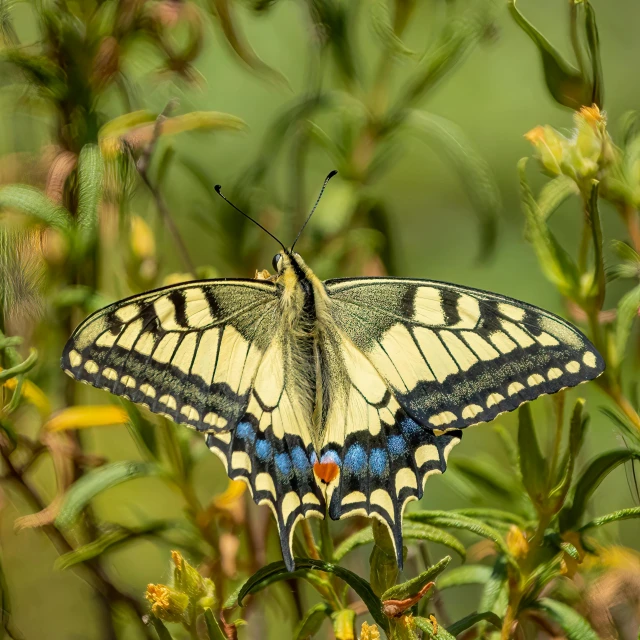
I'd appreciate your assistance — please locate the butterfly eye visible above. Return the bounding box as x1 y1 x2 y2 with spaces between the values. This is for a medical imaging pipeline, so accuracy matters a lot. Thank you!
272 254 282 272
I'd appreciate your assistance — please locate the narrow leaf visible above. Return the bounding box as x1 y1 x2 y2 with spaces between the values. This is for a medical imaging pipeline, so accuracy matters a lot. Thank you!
0 185 72 231
508 0 590 109
586 181 605 308
381 556 450 601
405 511 513 563
44 405 129 431
584 1 604 108
478 557 508 616
414 616 456 640
56 462 163 529
55 521 178 570
204 609 227 640
537 175 578 221
238 559 387 632
405 110 500 259
76 144 104 250
518 403 549 507
333 522 465 561
559 449 640 530
99 110 157 140
436 565 493 590
533 598 599 640
150 618 173 640
579 507 640 531
615 284 640 367
294 603 331 640
519 158 580 297
446 611 502 636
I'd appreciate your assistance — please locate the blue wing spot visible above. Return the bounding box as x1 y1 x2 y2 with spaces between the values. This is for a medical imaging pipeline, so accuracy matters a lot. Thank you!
236 421 256 443
321 450 341 467
401 417 421 437
255 439 272 460
275 453 292 475
291 447 310 471
369 448 389 476
388 435 407 456
310 451 318 465
344 444 367 473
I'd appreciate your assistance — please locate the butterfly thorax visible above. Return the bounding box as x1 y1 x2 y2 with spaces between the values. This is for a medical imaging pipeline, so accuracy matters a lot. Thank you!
273 251 334 450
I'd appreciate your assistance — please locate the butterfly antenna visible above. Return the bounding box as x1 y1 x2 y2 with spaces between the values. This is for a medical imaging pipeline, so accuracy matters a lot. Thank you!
214 185 286 251
291 170 338 251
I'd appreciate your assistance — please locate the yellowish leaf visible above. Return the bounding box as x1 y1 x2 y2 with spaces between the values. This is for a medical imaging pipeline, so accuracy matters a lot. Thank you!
45 405 129 431
1 371 51 417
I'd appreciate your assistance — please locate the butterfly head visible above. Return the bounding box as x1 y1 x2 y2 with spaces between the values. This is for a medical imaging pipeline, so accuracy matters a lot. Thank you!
271 250 309 277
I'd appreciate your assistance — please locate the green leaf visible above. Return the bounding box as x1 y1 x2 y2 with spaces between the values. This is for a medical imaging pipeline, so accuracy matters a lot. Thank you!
446 611 502 636
452 509 527 528
333 522 465 562
76 144 104 251
451 457 521 502
99 110 157 140
123 402 158 458
478 557 508 617
294 603 332 640
518 403 549 508
559 449 640 531
204 609 226 640
0 185 72 231
586 181 605 308
404 110 500 259
0 349 37 382
414 616 456 640
405 511 513 564
56 462 164 529
150 617 174 640
238 559 388 632
552 398 588 503
55 521 178 570
519 158 580 297
537 175 578 221
208 0 288 87
395 19 478 113
436 565 493 591
381 556 450 601
370 0 415 59
308 0 359 83
533 598 599 640
615 284 640 367
508 0 590 109
579 506 640 531
584 1 604 108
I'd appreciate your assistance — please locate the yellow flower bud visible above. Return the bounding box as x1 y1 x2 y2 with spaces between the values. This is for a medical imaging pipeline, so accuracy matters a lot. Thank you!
524 125 567 176
130 215 155 260
145 583 189 623
171 550 213 603
506 526 529 560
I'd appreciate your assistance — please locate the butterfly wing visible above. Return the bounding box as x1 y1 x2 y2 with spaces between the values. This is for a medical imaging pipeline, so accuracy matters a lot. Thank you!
321 277 604 565
62 279 324 570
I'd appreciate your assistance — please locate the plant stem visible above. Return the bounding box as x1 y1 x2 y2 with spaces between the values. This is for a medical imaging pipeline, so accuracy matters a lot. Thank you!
0 448 154 640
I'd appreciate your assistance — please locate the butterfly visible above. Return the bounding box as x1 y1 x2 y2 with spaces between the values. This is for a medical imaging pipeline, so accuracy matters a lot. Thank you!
62 172 604 571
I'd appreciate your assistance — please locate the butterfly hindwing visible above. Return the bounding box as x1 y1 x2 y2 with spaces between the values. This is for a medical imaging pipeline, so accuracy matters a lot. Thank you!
206 336 326 570
325 277 604 431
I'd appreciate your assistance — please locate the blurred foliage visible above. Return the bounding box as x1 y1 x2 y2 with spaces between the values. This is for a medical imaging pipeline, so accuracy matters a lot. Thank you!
0 1 639 639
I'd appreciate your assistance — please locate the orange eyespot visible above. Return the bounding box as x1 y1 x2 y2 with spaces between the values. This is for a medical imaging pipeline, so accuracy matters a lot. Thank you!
314 460 339 484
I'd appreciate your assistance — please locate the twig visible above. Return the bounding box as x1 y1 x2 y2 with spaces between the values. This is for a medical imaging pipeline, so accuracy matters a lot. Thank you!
0 448 155 640
134 100 196 275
